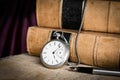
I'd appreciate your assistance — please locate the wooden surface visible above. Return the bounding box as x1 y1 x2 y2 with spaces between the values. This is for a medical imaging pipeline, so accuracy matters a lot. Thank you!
0 54 120 80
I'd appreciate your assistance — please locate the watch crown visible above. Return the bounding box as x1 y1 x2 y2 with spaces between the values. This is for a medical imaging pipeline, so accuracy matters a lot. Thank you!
53 32 61 40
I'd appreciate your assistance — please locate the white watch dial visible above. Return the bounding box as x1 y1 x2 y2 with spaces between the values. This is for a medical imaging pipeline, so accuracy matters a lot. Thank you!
41 40 69 68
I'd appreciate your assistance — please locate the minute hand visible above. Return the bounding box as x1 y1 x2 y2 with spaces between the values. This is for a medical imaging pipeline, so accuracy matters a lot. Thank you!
53 48 60 54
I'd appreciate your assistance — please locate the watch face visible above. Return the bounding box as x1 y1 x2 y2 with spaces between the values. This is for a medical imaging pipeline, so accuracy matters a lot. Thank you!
41 40 69 68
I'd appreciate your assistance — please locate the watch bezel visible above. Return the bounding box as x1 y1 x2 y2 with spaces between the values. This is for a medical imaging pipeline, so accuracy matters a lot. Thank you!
40 39 69 69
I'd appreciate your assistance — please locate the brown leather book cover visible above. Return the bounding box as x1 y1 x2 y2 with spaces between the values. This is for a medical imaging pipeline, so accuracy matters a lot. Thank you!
83 1 120 34
27 27 120 69
36 0 61 28
27 26 77 57
108 1 120 33
83 0 109 32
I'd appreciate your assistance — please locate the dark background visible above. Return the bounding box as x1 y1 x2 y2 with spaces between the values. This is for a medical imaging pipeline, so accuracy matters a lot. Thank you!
0 0 37 58
0 0 83 58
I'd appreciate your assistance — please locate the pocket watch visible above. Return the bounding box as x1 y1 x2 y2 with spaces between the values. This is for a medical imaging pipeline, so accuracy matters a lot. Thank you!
40 32 70 69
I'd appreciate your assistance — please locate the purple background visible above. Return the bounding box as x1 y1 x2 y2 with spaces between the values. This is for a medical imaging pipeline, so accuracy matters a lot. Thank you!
0 0 37 58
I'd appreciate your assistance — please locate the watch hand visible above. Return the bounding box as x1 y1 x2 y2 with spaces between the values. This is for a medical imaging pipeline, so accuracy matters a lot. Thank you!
52 48 60 54
52 54 59 64
52 43 62 53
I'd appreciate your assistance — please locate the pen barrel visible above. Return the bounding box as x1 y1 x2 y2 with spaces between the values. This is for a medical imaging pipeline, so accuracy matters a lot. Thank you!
93 69 120 77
